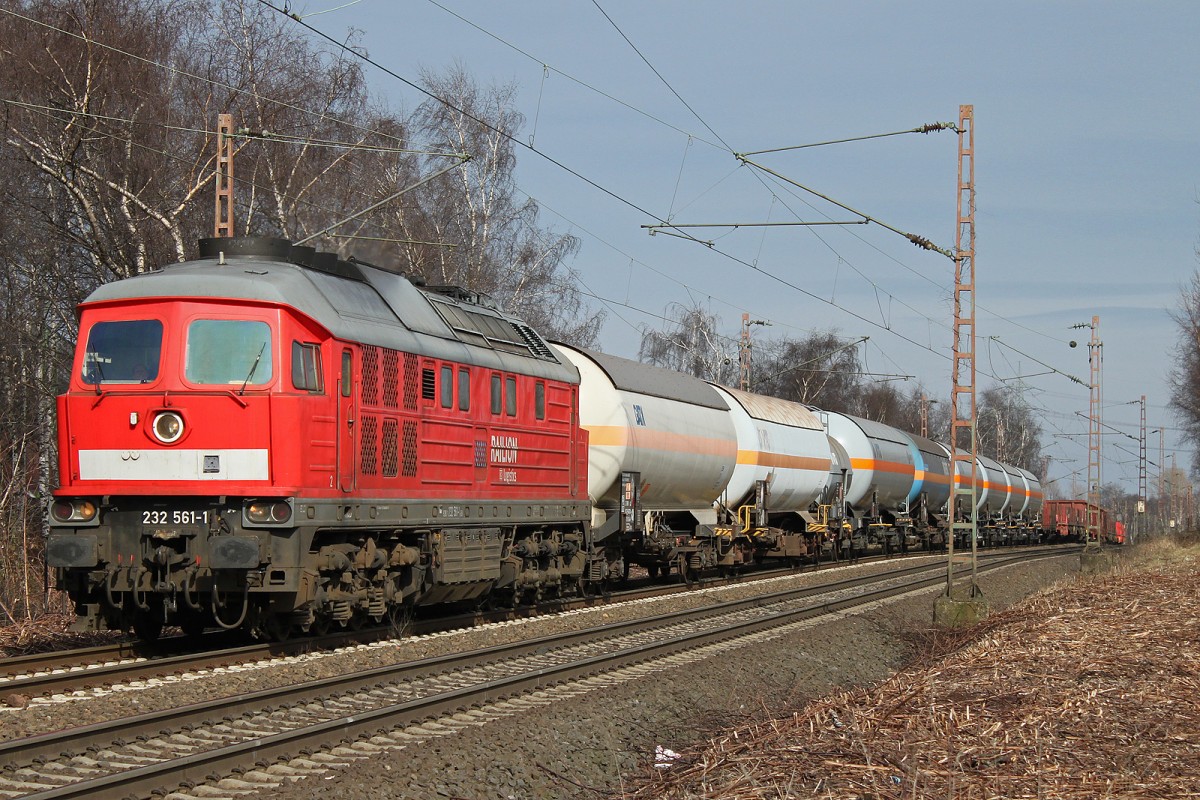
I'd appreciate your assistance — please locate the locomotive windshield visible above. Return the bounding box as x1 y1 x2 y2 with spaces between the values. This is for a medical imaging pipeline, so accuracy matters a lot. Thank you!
81 319 163 384
185 319 273 386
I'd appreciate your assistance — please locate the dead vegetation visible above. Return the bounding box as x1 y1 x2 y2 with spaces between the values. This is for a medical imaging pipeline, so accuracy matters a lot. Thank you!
0 613 122 658
627 537 1200 799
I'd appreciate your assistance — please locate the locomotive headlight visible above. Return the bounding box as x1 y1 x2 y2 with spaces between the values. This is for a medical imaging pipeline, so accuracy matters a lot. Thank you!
152 411 184 444
246 499 292 525
51 498 98 523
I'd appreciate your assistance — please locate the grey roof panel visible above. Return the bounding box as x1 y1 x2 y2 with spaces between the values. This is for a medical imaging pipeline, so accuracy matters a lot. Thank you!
84 252 578 384
562 346 726 409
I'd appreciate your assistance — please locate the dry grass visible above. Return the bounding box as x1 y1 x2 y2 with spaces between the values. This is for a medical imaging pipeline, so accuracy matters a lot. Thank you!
627 537 1200 799
0 613 123 657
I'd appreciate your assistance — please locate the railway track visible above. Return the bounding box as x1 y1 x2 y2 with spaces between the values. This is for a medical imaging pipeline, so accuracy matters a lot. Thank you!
0 548 932 699
0 548 1071 800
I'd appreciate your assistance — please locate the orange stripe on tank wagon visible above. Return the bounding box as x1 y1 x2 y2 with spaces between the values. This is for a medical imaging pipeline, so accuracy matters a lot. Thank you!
850 458 915 476
736 451 831 471
585 425 737 458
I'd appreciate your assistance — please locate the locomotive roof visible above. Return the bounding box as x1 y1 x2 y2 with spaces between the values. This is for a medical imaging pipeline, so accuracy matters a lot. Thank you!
555 344 727 410
82 237 578 383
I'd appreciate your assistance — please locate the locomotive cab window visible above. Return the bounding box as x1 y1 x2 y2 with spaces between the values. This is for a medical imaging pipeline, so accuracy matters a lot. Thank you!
81 319 163 384
535 381 545 420
291 342 323 393
340 350 352 397
505 376 517 417
185 319 273 386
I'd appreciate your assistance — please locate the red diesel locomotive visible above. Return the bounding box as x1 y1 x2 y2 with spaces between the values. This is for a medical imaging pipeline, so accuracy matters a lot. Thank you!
47 237 595 640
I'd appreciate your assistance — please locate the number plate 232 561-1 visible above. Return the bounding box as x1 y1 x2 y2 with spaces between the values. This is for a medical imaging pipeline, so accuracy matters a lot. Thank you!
142 510 211 527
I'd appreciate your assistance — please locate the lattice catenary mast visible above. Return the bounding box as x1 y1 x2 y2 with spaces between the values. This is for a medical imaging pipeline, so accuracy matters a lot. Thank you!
946 104 979 597
214 113 235 238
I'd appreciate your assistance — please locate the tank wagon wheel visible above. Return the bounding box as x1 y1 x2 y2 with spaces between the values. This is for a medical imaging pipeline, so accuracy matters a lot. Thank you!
675 555 694 585
132 611 163 643
646 564 660 580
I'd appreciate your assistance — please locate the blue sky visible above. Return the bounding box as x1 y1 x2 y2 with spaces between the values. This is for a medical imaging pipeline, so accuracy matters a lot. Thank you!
298 0 1199 497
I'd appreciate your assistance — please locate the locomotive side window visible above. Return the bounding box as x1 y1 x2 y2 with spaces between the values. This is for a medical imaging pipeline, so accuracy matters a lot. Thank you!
81 319 163 384
440 365 453 408
291 342 323 393
505 376 517 417
535 381 545 420
186 320 273 386
490 374 502 415
458 368 470 411
340 350 352 397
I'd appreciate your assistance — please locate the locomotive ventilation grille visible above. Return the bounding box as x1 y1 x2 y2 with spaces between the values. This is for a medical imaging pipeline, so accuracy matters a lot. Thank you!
360 415 379 476
361 344 381 406
382 349 399 409
381 419 399 477
402 420 418 477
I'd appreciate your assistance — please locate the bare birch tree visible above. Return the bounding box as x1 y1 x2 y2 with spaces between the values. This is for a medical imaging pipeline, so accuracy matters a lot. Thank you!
1170 267 1200 474
0 0 604 619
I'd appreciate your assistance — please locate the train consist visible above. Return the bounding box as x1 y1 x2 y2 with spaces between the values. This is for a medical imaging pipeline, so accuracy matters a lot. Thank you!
48 236 1048 641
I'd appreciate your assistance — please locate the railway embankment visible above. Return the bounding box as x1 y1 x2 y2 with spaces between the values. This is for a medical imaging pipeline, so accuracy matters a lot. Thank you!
240 549 1087 800
624 535 1199 800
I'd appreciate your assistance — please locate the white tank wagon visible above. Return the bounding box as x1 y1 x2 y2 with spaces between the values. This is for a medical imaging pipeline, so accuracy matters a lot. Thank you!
977 454 1015 545
900 431 954 548
992 461 1044 544
551 345 738 541
708 386 842 564
945 450 995 547
712 386 833 514
1015 467 1045 543
823 412 918 550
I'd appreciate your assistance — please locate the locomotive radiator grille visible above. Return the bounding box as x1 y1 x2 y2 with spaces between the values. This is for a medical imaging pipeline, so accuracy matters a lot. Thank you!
403 353 418 410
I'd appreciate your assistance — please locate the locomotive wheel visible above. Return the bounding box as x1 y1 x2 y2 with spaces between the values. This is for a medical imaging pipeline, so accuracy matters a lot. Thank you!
179 612 207 638
264 614 292 642
132 612 163 642
647 564 660 580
